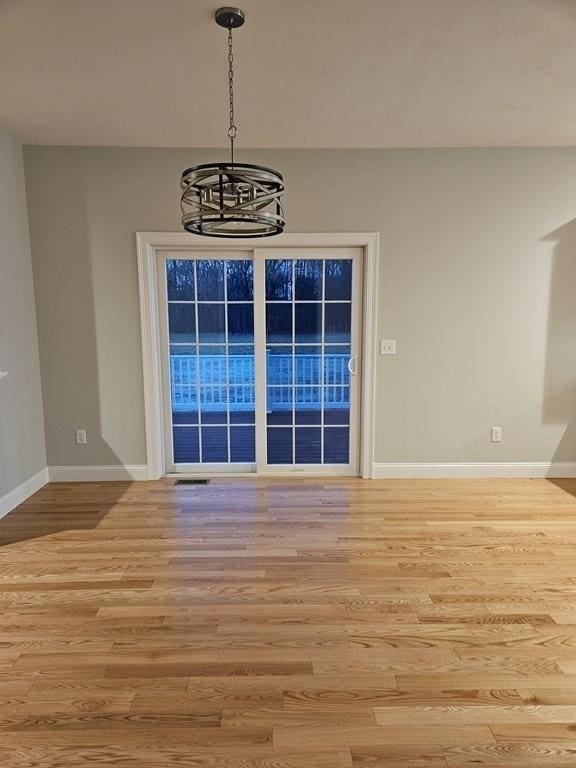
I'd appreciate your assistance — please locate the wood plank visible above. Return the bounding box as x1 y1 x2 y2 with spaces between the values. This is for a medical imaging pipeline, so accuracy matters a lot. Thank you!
443 742 576 766
491 723 576 742
273 724 493 748
374 704 576 725
351 746 447 767
0 746 354 768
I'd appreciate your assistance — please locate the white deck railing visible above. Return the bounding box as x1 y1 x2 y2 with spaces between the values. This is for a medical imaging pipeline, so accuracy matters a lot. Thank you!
171 354 349 412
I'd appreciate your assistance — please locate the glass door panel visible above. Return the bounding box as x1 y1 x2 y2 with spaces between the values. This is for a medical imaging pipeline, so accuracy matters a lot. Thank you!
263 256 357 469
165 257 256 471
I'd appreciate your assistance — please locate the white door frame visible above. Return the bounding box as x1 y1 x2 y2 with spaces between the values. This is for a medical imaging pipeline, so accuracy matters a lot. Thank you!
137 231 380 479
158 249 258 475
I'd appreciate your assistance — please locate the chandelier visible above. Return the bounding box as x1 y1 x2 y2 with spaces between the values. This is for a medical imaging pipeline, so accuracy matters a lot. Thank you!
180 7 286 238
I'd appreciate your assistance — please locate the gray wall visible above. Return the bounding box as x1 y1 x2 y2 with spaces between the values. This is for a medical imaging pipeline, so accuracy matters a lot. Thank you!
24 146 576 469
0 129 46 495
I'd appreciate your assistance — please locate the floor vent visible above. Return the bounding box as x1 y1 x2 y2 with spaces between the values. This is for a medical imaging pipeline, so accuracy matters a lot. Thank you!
175 479 210 485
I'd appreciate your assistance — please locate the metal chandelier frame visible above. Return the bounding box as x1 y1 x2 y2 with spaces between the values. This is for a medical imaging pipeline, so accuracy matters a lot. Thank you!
180 7 286 238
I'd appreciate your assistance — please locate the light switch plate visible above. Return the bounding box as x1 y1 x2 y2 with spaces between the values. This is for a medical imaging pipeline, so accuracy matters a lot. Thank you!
380 339 396 355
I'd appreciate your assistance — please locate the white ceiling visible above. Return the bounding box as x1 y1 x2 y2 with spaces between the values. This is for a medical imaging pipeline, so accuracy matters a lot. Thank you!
2 0 576 147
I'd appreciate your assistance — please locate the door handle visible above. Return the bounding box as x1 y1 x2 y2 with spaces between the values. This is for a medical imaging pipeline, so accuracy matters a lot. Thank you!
347 356 358 376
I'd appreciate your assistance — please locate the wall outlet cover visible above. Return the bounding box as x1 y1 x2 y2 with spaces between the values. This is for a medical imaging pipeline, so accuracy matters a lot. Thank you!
491 427 502 443
75 429 87 445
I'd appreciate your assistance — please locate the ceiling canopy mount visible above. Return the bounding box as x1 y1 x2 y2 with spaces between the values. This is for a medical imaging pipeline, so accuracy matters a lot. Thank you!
214 7 245 29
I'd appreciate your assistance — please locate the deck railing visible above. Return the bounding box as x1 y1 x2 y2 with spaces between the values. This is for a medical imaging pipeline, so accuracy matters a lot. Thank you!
170 354 349 411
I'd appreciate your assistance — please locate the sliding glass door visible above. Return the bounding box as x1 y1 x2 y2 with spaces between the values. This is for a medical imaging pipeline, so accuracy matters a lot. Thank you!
159 248 362 474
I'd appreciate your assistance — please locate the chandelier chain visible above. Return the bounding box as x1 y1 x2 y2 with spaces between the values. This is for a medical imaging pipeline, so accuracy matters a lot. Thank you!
227 26 237 164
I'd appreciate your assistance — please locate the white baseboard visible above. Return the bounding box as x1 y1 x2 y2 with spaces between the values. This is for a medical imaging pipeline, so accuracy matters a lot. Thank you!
0 467 50 519
372 462 576 479
48 465 150 482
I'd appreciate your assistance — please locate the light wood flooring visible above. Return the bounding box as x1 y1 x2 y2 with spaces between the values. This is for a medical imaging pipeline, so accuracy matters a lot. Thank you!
1 477 576 766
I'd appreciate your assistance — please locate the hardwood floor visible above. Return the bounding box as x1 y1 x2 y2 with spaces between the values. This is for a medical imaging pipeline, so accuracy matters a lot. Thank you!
1 477 576 766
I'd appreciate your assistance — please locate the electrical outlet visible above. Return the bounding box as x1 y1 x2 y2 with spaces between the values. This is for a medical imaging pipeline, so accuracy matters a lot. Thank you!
75 429 87 445
380 339 396 355
491 427 502 443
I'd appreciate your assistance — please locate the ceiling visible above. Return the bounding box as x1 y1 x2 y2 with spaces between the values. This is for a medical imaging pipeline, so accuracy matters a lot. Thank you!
2 0 576 148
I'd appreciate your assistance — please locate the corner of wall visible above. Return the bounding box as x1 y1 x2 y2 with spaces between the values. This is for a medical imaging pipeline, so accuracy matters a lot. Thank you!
0 128 48 513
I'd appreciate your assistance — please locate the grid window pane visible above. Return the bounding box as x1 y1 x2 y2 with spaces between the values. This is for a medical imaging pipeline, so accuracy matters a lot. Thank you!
172 409 198 425
323 427 349 463
296 385 321 410
170 344 197 356
295 427 321 464
200 405 227 424
296 351 321 386
295 259 323 300
198 304 226 343
230 344 254 355
267 427 293 464
324 349 350 421
265 260 292 300
198 347 225 381
227 260 253 300
266 303 292 343
325 260 352 300
231 408 255 424
168 304 196 344
295 409 321 425
324 355 350 387
167 260 195 300
170 353 198 420
199 344 226 357
196 260 225 300
228 344 255 423
324 344 351 356
173 426 199 463
324 408 349 426
228 303 254 343
324 303 351 344
295 303 322 343
230 426 255 462
267 346 292 386
201 427 228 462
199 377 227 422
267 386 293 425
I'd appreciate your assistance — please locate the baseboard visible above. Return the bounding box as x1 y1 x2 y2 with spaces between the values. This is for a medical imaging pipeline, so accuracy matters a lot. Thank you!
372 462 576 479
0 467 50 519
10 463 574 487
48 465 150 482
